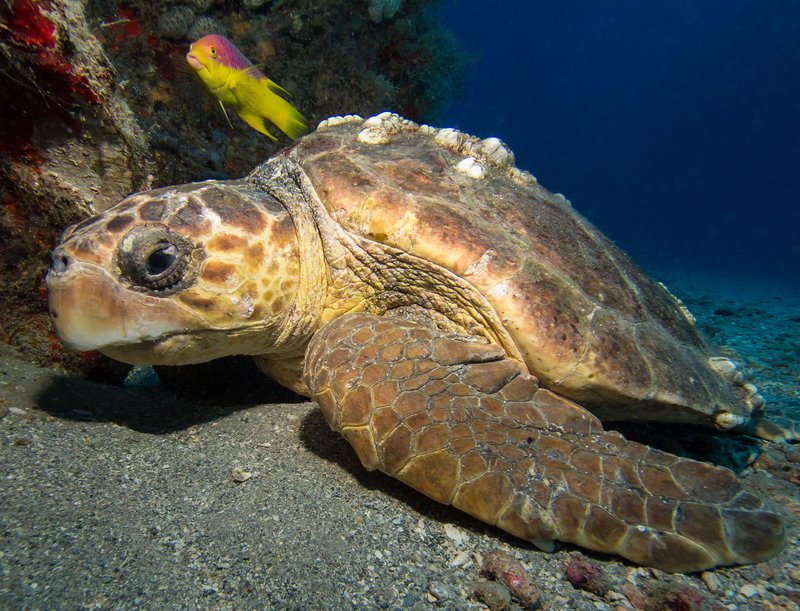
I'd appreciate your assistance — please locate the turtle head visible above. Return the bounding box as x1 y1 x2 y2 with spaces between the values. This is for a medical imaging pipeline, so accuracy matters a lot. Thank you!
47 179 304 365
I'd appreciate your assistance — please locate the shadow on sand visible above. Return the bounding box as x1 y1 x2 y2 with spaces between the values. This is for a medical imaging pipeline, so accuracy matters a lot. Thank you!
34 355 303 433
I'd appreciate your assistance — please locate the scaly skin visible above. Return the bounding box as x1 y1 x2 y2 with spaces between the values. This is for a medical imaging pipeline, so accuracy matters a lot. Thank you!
45 113 792 571
305 313 786 573
47 179 318 372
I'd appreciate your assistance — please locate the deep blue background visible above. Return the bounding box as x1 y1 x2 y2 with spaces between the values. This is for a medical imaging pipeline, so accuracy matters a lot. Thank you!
440 1 800 284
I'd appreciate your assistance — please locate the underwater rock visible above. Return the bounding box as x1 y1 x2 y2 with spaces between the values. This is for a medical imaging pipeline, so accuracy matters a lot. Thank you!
0 0 464 368
156 5 196 40
565 554 611 596
188 0 218 12
187 15 226 40
480 550 541 608
0 0 148 369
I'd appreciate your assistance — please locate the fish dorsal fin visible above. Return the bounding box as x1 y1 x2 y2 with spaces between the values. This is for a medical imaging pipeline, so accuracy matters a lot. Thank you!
242 65 293 98
242 65 266 80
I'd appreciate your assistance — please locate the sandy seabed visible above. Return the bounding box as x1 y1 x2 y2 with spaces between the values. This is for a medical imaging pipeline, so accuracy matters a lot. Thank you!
1 274 798 610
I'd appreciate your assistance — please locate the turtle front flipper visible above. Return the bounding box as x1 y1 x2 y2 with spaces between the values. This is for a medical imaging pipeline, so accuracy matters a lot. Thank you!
304 313 786 572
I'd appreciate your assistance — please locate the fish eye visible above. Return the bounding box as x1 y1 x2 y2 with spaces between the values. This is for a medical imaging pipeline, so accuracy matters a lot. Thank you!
117 226 200 294
209 46 216 56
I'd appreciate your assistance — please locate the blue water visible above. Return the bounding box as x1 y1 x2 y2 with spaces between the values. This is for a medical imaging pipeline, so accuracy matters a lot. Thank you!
440 1 800 286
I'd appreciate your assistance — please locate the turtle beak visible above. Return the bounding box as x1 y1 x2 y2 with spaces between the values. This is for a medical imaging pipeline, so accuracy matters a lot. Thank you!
46 255 201 354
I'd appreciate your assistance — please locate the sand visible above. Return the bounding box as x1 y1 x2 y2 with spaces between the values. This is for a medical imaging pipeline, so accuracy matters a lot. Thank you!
1 277 798 609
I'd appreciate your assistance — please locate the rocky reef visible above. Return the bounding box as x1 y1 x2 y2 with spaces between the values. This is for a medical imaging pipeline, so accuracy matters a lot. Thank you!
0 0 464 369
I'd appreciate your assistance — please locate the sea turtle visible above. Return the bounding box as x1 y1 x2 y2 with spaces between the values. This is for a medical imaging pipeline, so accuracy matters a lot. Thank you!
46 112 790 572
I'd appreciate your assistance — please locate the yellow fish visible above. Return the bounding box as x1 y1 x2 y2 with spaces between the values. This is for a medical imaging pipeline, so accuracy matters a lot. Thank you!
186 34 307 141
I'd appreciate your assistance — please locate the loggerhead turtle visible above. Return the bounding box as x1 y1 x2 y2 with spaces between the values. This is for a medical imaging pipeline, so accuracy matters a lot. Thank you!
46 112 791 572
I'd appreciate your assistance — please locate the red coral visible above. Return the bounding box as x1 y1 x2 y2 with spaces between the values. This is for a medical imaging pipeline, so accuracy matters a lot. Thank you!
0 0 110 162
1 0 105 106
4 0 57 48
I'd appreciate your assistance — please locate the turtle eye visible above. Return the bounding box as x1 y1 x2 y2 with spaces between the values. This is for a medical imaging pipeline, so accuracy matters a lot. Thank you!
117 226 198 294
146 243 179 277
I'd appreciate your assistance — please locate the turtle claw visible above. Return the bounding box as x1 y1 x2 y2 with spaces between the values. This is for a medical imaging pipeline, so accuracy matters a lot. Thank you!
531 539 555 552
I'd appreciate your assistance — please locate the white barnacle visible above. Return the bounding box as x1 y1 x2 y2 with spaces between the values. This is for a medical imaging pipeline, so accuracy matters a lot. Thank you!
714 411 747 430
467 162 485 179
361 112 404 136
480 136 503 155
707 356 738 378
748 393 765 411
479 137 514 167
456 156 475 172
459 139 479 157
456 156 485 179
434 128 464 150
317 116 341 129
318 114 363 130
361 115 384 129
357 126 391 145
743 382 759 395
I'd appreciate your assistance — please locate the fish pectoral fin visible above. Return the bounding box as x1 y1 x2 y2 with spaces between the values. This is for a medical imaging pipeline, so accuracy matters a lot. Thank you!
237 112 278 140
218 100 234 128
171 55 197 86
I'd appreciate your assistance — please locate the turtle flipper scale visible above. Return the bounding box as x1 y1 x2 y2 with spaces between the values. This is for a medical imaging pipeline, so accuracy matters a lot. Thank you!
304 313 786 572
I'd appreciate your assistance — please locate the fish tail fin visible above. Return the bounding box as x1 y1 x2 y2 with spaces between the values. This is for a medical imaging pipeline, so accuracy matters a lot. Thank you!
266 93 308 140
234 75 308 140
238 112 279 141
